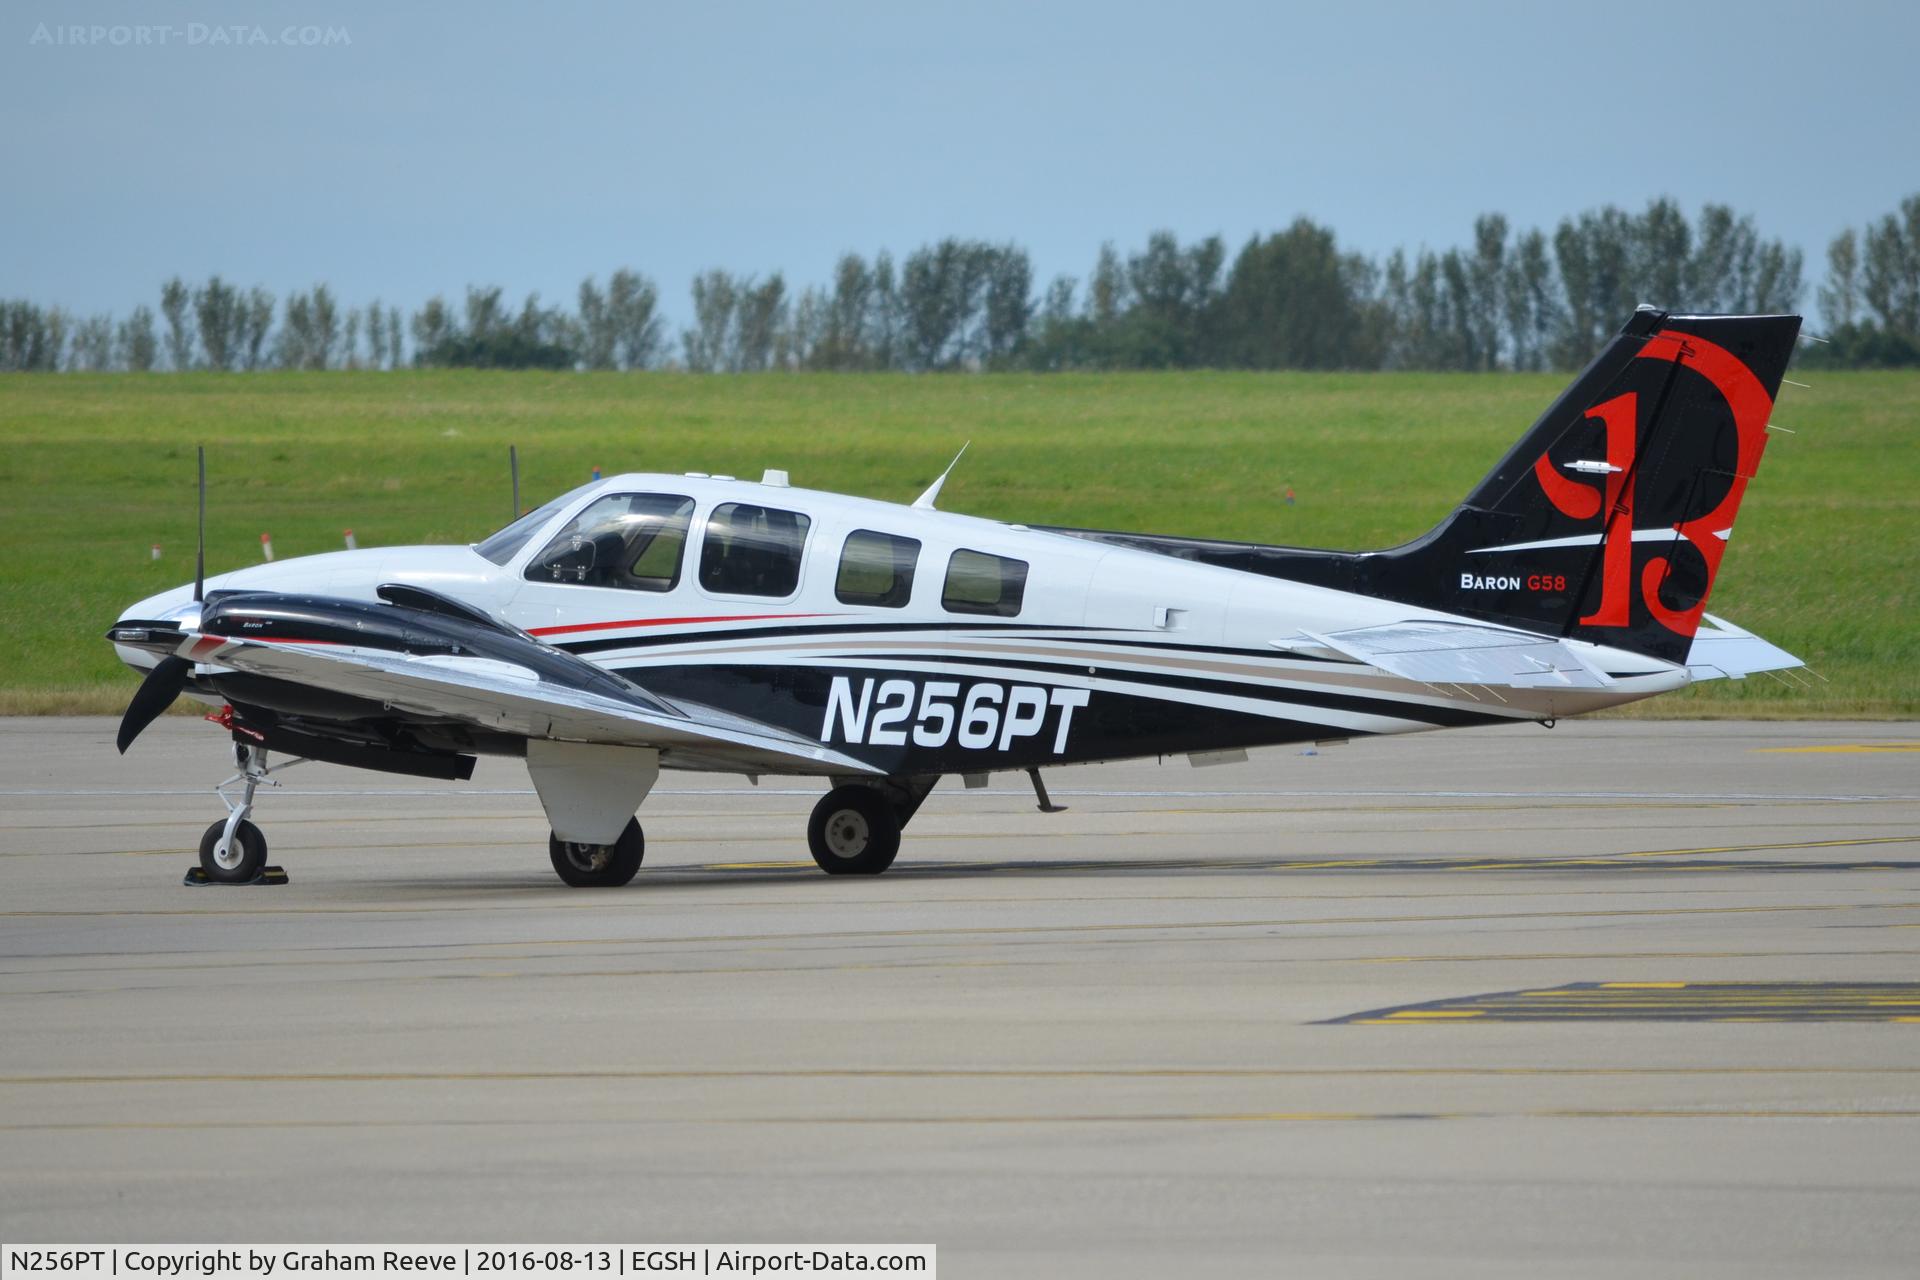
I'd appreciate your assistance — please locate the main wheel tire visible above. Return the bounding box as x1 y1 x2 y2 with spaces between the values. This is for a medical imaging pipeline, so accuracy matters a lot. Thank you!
807 786 901 876
198 818 268 884
549 817 645 888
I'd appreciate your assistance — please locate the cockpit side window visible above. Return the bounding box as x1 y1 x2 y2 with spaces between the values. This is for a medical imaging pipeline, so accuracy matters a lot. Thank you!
525 493 695 591
699 502 811 598
835 530 920 608
942 548 1028 617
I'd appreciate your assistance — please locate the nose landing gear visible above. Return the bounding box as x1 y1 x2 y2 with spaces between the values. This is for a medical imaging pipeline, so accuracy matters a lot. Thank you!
189 740 296 885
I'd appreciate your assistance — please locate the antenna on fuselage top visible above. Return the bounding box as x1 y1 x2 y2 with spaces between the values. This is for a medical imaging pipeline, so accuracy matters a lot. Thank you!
509 444 521 519
193 445 206 604
912 441 971 510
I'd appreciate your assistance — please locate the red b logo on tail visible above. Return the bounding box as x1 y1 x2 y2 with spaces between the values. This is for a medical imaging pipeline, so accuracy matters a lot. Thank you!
1532 332 1773 640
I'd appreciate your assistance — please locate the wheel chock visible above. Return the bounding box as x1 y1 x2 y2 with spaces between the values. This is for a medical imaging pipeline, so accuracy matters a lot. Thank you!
182 865 289 886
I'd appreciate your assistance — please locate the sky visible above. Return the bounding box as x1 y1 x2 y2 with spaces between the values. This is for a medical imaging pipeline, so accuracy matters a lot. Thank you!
5 0 1916 331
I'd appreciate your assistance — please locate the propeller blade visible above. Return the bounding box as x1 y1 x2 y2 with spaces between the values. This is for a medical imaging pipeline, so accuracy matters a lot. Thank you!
194 446 206 603
116 655 192 754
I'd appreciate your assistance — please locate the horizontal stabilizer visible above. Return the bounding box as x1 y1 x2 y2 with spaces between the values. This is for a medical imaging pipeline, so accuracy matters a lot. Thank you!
1299 621 1616 690
1684 613 1803 681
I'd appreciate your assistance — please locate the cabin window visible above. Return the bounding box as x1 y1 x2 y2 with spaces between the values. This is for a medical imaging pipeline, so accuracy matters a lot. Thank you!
942 548 1027 617
835 530 920 608
699 502 811 597
525 492 695 591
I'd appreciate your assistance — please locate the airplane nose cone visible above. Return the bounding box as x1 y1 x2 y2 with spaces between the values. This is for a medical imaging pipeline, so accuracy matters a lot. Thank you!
110 584 202 672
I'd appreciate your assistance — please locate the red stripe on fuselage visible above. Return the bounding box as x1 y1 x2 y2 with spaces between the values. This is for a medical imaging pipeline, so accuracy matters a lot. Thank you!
526 613 833 638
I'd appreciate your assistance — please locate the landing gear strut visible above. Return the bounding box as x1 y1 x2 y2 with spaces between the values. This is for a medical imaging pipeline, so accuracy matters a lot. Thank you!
197 740 297 884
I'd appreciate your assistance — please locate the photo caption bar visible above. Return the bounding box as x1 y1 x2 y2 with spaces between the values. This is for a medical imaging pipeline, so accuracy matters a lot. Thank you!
1 1248 934 1280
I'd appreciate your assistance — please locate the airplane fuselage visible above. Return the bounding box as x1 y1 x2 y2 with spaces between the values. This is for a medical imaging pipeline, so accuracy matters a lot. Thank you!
115 472 1688 779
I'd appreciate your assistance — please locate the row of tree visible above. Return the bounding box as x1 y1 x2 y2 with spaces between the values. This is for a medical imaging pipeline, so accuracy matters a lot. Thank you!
4 195 1916 373
1813 195 1920 366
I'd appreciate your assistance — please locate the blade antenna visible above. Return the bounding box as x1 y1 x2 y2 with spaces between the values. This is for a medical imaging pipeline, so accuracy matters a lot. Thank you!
912 441 970 510
194 445 206 603
509 444 521 520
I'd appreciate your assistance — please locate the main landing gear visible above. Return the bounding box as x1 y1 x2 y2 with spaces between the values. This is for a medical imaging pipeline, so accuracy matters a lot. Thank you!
806 777 937 876
549 817 645 888
808 786 900 875
546 778 927 886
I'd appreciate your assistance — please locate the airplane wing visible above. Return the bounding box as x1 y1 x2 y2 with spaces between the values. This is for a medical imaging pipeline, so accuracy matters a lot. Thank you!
1683 612 1804 681
1290 621 1616 690
176 632 879 777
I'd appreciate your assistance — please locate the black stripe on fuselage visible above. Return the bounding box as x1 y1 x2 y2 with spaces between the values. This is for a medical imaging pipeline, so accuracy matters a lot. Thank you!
620 662 1401 771
554 620 1090 655
553 618 1346 662
770 652 1500 729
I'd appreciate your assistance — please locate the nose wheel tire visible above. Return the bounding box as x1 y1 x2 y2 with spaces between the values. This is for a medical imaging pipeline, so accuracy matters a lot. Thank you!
808 786 901 876
549 817 645 888
198 819 268 884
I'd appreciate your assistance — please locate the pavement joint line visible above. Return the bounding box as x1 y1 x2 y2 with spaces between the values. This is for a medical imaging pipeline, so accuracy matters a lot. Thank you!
8 1065 1920 1085
4 899 1917 928
4 786 1912 802
40 808 1910 837
0 883 1862 924
36 850 1919 875
17 943 1920 994
8 1109 1920 1131
16 833 1917 868
16 945 1919 983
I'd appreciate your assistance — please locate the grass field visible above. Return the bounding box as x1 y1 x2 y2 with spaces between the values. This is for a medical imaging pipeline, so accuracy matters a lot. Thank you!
2 369 1913 717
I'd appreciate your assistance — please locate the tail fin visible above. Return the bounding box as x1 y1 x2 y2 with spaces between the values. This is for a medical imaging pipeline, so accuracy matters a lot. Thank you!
1037 307 1800 665
1362 307 1800 664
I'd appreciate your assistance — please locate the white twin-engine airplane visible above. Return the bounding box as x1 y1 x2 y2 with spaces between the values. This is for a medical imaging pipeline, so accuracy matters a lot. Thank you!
110 307 1805 887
